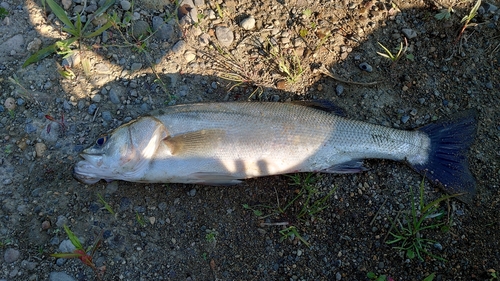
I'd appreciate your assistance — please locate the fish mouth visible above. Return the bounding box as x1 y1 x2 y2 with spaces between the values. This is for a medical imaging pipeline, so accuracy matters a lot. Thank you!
73 160 102 184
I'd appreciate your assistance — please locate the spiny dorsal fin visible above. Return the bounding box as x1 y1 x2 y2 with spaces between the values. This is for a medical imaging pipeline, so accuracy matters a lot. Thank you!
164 129 225 156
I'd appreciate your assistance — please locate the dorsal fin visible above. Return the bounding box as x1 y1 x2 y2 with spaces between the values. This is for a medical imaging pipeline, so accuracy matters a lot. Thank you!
291 100 346 117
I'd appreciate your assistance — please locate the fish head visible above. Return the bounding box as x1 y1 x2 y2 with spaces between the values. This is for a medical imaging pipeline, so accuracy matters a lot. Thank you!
73 117 168 184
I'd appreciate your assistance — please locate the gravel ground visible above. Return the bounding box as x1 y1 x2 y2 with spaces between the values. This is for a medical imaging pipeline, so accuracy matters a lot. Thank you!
1 0 500 280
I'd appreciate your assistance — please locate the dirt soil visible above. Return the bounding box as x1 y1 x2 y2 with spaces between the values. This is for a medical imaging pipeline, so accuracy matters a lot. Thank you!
0 0 500 280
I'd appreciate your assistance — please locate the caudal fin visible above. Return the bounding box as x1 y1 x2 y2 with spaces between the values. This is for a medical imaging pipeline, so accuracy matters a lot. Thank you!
412 110 478 203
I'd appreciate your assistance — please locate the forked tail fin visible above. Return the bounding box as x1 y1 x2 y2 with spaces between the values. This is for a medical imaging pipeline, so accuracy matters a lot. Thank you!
412 110 478 203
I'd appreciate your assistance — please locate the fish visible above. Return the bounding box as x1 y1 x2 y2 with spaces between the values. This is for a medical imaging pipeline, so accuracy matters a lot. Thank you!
73 101 478 202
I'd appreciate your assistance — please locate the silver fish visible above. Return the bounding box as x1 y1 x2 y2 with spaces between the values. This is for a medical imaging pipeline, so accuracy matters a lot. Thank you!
73 102 477 201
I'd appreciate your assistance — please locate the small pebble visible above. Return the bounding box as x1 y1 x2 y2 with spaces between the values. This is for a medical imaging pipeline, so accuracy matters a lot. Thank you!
335 85 344 95
35 142 47 157
359 62 372 72
184 51 196 62
172 40 186 54
240 16 256 30
120 0 131 10
189 189 196 196
101 111 112 121
4 248 20 263
92 94 102 103
401 115 410 124
4 97 16 110
402 28 417 39
131 63 142 72
215 26 234 47
88 104 97 115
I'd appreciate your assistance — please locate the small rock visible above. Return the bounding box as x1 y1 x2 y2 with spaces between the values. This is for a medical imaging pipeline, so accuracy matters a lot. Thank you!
94 63 111 74
482 2 498 13
184 51 196 62
4 97 16 110
335 84 344 95
108 88 121 104
120 0 131 11
131 63 142 72
62 52 81 68
84 4 97 13
49 272 76 281
61 0 71 9
4 248 20 263
88 104 97 115
152 17 175 41
402 28 417 39
172 40 186 54
188 189 196 196
336 272 342 280
198 33 210 46
485 81 493 89
56 216 68 228
92 94 102 103
240 16 256 30
131 21 150 39
41 220 51 230
35 143 47 157
58 240 76 253
0 34 24 60
21 260 38 270
359 62 372 72
92 14 107 26
27 38 42 52
63 100 72 110
215 26 234 47
401 115 410 124
178 0 198 25
434 243 443 250
101 111 112 121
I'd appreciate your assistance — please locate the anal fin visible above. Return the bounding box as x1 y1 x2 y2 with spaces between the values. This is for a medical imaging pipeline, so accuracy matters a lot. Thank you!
189 172 243 186
321 160 368 174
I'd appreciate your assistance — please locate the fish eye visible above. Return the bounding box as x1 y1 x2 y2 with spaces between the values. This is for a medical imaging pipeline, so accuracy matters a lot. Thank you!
96 136 108 146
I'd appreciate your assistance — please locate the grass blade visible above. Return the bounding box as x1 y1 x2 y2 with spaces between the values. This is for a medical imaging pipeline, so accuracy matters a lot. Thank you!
84 21 113 38
23 43 58 67
45 0 75 30
63 225 83 250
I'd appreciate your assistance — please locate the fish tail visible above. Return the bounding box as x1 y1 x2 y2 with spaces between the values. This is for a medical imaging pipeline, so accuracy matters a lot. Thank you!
411 110 478 203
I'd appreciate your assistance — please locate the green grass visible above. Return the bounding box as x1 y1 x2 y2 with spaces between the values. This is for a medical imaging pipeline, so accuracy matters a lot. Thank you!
97 193 115 215
377 40 407 64
136 212 146 227
386 178 459 261
51 225 105 280
243 173 336 247
0 7 8 19
23 0 114 68
205 229 218 243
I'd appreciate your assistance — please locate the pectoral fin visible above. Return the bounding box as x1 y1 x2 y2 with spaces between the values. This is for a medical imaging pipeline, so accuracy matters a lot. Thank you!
163 129 225 156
